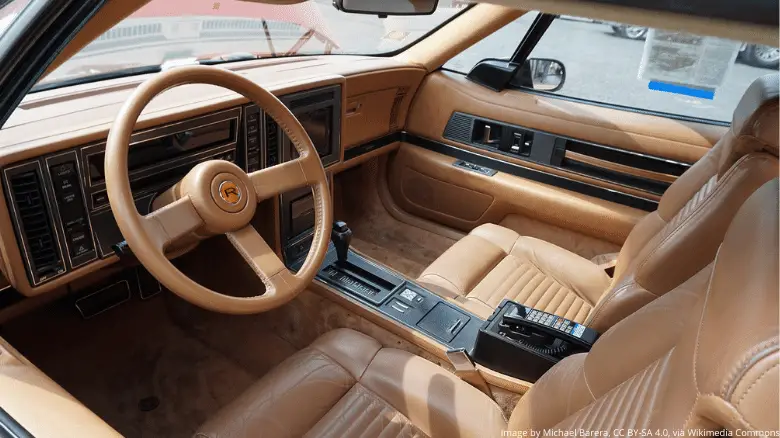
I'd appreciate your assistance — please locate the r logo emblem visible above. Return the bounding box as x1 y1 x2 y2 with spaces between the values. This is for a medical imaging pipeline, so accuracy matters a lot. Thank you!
218 181 242 205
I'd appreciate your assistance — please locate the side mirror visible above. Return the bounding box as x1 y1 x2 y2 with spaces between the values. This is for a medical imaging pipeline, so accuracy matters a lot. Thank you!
332 0 438 16
511 58 566 92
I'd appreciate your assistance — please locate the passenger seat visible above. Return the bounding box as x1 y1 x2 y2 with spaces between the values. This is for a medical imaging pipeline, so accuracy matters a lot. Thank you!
417 74 779 332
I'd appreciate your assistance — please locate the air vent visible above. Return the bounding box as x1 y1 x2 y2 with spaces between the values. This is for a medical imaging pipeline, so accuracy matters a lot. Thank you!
265 114 279 166
389 87 408 131
7 167 64 284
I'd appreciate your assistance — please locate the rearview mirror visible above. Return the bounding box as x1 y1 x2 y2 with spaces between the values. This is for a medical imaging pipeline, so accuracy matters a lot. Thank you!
511 58 566 92
332 0 438 16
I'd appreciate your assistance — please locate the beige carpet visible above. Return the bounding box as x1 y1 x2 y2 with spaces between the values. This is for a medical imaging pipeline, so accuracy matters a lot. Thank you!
335 159 457 278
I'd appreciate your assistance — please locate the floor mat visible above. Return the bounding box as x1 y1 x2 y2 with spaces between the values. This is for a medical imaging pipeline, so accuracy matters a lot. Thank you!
335 160 457 278
0 294 295 438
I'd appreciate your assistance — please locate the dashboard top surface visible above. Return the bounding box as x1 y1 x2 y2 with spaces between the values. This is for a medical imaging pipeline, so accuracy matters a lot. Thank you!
0 55 416 163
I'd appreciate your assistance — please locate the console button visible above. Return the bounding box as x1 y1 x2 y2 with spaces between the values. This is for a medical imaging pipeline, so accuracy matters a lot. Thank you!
66 225 93 257
92 191 109 208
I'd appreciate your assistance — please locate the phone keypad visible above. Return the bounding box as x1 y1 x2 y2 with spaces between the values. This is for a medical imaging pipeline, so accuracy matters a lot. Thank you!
523 307 585 338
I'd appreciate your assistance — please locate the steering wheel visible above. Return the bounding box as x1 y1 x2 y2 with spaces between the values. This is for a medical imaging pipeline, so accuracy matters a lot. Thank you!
104 66 332 314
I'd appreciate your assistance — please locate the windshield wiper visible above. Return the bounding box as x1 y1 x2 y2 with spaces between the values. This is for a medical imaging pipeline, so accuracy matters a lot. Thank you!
31 53 261 93
199 52 259 65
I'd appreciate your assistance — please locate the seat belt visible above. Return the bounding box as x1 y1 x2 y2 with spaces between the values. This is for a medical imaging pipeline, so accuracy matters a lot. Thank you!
446 348 493 397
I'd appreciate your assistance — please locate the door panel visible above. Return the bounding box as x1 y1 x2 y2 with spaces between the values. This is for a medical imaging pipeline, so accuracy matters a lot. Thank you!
408 72 724 163
387 144 646 252
388 71 727 251
404 72 725 204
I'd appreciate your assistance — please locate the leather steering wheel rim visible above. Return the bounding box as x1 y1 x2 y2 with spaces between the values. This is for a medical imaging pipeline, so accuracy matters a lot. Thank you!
104 66 332 314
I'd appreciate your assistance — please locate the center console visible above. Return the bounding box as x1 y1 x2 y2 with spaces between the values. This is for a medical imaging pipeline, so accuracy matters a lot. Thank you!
472 300 599 382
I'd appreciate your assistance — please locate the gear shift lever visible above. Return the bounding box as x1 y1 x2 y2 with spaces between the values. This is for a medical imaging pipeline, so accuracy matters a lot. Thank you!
331 221 352 265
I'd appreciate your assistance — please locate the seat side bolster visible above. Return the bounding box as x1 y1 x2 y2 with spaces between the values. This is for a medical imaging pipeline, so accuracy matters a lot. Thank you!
310 328 383 380
417 224 516 297
359 348 507 438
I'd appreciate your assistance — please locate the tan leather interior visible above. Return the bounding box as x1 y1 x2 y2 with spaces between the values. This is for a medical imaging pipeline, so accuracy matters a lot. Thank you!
105 66 331 314
197 177 779 436
0 2 776 436
417 74 780 330
0 57 423 297
0 337 121 436
196 328 508 438
509 177 779 433
388 143 646 245
408 72 725 164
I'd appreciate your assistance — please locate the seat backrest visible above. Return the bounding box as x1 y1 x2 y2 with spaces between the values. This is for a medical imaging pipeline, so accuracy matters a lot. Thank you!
508 177 779 434
585 74 779 331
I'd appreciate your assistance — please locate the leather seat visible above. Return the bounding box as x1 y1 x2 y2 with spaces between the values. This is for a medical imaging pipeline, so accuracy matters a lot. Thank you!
197 178 779 437
418 73 780 331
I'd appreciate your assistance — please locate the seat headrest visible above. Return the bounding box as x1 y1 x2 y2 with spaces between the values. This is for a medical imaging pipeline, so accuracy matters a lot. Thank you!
731 73 779 156
716 74 779 175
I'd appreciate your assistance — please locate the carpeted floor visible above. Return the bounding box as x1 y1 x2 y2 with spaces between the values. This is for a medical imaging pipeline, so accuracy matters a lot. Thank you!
335 160 457 279
0 292 297 438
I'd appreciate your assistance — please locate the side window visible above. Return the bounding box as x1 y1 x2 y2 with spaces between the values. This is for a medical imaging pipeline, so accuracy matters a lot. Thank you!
444 14 778 123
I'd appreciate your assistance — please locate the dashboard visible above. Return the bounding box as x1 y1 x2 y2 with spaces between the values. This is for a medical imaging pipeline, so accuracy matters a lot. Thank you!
4 85 341 287
0 55 427 296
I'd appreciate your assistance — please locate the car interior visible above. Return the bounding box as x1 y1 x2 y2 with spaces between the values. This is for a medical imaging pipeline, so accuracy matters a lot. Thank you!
0 0 777 437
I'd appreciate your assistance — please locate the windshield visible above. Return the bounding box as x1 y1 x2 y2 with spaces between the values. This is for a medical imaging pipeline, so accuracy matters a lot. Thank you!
36 0 466 90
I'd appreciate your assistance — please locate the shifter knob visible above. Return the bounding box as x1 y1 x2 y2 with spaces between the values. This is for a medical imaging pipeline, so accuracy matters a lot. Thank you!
331 221 352 265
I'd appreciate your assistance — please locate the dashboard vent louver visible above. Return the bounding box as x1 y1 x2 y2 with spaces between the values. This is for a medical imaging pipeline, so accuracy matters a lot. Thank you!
8 169 64 283
265 114 280 167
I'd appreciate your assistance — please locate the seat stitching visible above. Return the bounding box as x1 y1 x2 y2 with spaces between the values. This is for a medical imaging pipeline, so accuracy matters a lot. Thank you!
636 154 770 279
486 258 523 304
734 363 779 407
507 262 536 303
310 343 381 382
723 341 779 397
586 281 633 327
536 280 562 311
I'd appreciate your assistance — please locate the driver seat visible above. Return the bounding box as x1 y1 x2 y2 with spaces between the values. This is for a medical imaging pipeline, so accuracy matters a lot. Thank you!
196 179 779 437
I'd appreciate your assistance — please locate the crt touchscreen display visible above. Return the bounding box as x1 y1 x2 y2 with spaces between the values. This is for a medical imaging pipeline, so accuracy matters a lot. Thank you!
297 107 332 157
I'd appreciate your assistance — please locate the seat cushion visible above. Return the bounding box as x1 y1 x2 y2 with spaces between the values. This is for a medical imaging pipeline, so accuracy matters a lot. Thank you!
417 224 611 322
196 328 507 438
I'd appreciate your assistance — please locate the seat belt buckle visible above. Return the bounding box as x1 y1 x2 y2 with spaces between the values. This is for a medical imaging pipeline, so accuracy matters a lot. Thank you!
446 348 492 396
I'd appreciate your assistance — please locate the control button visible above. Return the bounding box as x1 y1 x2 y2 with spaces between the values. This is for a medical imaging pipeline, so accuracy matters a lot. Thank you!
390 300 409 314
247 113 259 123
92 192 109 208
247 135 259 146
399 288 418 303
247 123 258 134
248 156 260 167
67 226 93 257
